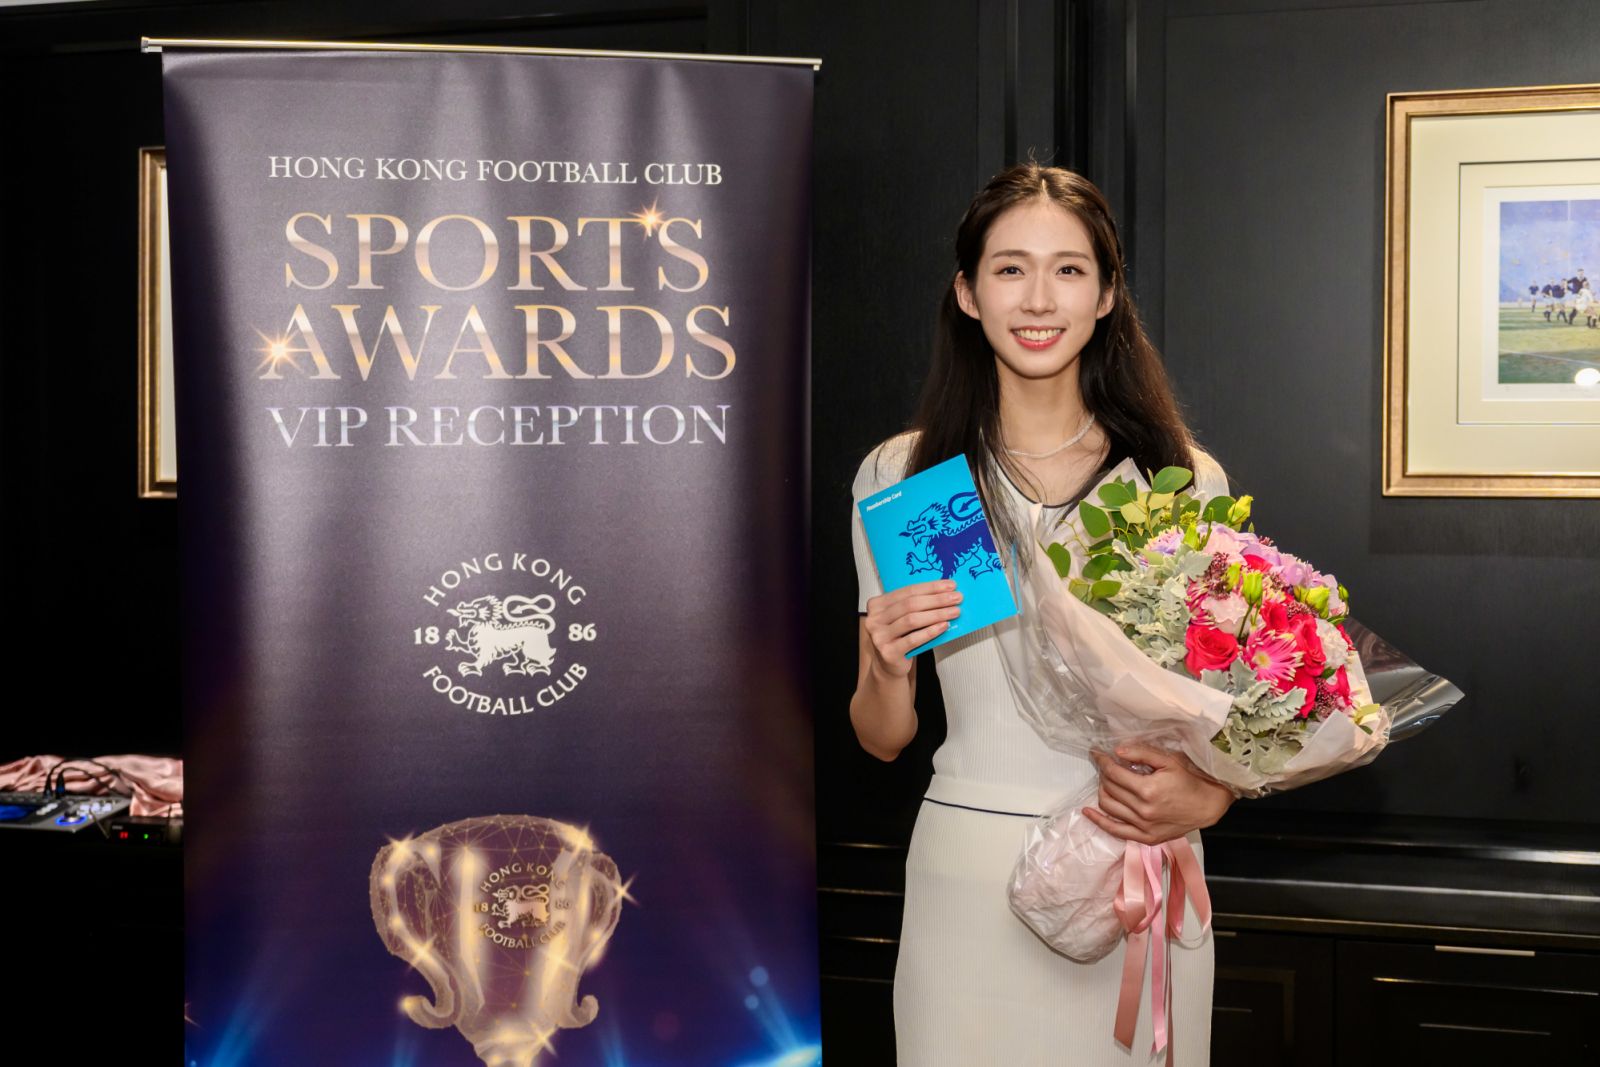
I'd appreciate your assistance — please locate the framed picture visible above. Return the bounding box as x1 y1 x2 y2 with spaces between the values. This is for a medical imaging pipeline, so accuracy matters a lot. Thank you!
1384 84 1600 497
138 145 177 499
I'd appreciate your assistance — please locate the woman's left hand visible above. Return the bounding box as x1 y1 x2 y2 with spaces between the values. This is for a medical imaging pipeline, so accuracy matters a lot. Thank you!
1083 743 1235 845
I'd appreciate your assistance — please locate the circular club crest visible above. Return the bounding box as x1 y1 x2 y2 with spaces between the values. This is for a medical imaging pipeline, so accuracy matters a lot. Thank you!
416 551 597 715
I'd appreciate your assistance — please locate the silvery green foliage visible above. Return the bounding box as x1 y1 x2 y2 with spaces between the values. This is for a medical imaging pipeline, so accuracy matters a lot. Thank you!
1106 544 1307 767
1103 545 1206 668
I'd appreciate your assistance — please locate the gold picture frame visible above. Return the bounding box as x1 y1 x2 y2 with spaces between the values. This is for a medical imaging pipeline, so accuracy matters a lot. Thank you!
138 146 177 499
1384 84 1600 497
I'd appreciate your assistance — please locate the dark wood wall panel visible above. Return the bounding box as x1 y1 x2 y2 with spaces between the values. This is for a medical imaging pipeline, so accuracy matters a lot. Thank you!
756 0 991 851
1140 0 1600 828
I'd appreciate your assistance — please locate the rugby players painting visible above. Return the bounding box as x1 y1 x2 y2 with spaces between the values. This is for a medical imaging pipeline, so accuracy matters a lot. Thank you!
1384 83 1600 497
1495 198 1600 385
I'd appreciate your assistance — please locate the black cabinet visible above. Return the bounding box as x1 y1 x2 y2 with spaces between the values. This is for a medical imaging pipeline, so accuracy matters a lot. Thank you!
819 842 902 1064
1335 940 1598 1060
819 815 1600 1065
1213 930 1333 1066
1211 930 1600 1064
1203 810 1600 1065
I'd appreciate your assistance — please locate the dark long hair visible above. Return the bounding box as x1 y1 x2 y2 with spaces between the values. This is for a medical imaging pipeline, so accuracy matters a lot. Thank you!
904 163 1196 555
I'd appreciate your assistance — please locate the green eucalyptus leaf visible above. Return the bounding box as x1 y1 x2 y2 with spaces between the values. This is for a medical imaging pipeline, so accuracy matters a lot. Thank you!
1147 490 1175 511
1045 542 1075 579
1152 466 1192 494
1103 556 1134 573
1200 495 1235 523
1098 481 1134 507
1120 500 1149 524
1089 579 1122 600
1079 502 1111 538
1082 554 1114 581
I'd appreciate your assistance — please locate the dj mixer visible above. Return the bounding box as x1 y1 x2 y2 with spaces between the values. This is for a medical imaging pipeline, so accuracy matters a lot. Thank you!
0 791 131 832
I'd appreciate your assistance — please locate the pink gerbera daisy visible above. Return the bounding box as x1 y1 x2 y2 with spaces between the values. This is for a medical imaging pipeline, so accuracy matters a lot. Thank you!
1243 628 1302 692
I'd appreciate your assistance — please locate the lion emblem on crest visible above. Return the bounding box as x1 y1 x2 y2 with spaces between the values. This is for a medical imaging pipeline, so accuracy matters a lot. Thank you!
446 594 558 678
900 491 1002 580
491 882 553 929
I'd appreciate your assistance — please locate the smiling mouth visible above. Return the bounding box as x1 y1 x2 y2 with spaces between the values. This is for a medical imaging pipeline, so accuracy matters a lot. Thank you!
1011 327 1064 349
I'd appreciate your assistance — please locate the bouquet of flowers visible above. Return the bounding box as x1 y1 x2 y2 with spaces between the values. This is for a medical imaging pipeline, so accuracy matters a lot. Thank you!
994 458 1394 1054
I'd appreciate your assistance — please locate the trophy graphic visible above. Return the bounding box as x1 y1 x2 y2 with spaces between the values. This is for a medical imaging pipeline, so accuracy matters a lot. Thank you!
371 815 626 1067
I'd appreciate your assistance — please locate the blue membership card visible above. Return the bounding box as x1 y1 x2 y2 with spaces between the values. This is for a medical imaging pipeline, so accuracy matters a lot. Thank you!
857 454 1019 657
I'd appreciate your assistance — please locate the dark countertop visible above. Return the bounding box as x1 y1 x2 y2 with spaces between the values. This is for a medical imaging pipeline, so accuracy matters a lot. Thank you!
1202 809 1600 949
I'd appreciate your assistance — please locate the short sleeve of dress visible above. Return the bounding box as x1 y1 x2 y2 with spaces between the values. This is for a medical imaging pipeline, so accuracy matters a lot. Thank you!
1192 447 1230 499
850 434 915 613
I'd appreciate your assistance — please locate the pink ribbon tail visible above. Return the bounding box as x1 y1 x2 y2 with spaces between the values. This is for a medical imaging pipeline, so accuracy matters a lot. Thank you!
1110 837 1214 1057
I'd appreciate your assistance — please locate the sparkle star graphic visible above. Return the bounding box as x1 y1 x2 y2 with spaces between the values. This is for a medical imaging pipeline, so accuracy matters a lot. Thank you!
254 328 301 375
631 199 665 236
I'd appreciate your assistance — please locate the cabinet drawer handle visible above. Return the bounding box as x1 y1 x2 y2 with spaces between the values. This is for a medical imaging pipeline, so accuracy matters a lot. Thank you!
1418 1022 1551 1037
1434 944 1535 958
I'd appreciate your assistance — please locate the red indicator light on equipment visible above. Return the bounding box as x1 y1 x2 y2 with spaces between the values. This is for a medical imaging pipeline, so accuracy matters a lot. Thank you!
120 831 129 839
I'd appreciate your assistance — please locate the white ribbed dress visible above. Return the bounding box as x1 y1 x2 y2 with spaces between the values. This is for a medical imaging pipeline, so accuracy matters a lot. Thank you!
852 434 1226 1066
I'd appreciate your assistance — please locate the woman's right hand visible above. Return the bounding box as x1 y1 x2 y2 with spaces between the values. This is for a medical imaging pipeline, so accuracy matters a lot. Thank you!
862 579 963 677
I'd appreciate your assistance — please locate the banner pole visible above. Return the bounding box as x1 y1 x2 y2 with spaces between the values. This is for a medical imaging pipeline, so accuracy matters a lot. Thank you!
141 36 821 70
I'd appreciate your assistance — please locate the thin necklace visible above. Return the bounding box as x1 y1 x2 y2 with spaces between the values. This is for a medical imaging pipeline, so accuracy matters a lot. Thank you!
1003 413 1096 460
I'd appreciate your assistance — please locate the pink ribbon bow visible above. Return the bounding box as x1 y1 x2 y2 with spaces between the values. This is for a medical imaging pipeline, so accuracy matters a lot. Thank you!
1111 837 1213 1057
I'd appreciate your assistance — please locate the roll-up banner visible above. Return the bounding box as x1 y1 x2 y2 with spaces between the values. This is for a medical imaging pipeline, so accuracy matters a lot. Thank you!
162 44 817 1067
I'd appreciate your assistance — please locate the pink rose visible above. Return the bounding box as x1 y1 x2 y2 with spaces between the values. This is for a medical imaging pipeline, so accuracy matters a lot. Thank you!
1184 623 1240 676
1257 597 1292 633
1288 612 1326 676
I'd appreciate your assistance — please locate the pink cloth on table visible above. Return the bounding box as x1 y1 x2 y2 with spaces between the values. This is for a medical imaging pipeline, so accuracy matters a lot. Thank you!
0 754 183 817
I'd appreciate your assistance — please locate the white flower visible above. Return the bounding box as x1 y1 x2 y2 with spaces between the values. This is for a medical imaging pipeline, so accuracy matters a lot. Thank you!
1317 618 1351 668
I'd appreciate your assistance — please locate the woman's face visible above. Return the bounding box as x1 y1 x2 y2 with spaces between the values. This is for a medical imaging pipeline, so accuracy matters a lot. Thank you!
954 198 1113 385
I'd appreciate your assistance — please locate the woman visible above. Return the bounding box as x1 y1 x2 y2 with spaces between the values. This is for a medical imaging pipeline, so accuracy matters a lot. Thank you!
849 163 1236 1064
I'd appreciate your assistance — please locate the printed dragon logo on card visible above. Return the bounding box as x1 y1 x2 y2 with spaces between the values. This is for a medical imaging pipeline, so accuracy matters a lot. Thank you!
902 491 1002 580
416 552 597 715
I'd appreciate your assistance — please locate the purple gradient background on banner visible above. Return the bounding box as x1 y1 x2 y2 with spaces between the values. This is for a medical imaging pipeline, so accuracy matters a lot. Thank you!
164 48 816 1067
